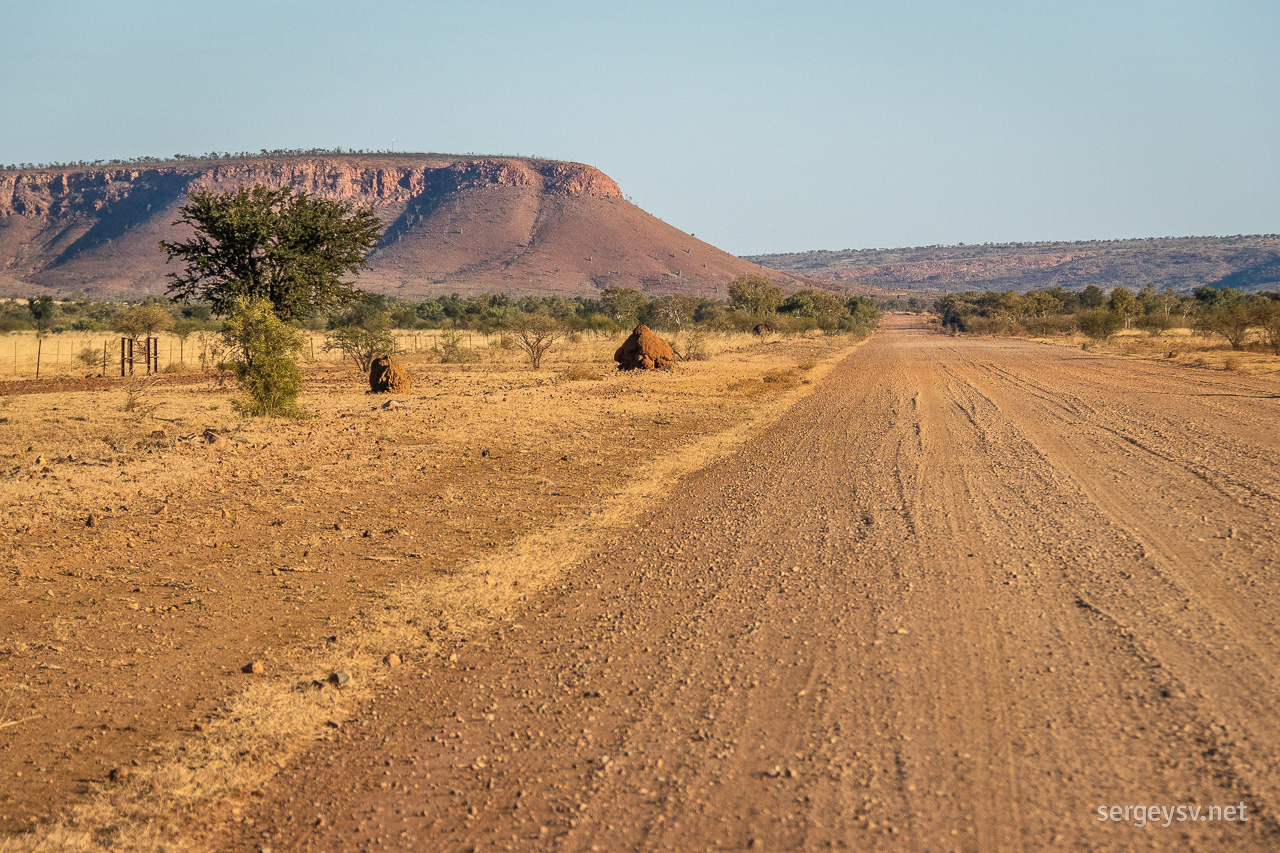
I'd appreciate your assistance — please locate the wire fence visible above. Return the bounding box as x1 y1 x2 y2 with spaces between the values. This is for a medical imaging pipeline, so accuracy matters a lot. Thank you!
0 330 520 380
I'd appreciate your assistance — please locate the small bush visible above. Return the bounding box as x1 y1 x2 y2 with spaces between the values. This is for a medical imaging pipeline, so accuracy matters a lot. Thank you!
324 325 397 373
1078 309 1124 341
1223 355 1243 372
672 330 710 361
220 300 307 417
77 346 100 368
435 329 480 363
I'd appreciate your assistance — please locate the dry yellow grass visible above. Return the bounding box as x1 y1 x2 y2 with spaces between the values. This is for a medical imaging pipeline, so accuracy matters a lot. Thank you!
1027 327 1280 380
0 328 867 852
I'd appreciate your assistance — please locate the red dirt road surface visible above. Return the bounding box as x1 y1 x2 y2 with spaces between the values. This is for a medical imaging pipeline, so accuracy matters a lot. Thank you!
217 315 1277 850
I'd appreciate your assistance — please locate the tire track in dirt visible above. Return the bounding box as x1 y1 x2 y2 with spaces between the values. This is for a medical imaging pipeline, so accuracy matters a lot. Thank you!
221 316 1280 852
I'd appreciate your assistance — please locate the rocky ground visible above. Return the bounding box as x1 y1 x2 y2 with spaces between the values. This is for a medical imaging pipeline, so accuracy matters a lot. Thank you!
0 331 842 850
6 317 1280 851
225 316 1280 851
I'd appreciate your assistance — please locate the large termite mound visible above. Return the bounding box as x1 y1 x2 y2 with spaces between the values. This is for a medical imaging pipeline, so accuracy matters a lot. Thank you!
369 356 413 393
614 325 674 371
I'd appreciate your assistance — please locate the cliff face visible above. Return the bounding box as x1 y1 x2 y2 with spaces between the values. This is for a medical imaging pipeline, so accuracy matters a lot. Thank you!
2 154 795 300
0 157 621 218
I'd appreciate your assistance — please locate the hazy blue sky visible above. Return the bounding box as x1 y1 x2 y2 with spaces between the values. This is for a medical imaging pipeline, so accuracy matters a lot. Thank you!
2 0 1276 254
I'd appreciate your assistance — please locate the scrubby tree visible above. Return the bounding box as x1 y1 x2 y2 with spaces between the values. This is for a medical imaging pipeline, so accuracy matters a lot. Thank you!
1079 309 1124 341
220 299 307 417
649 294 701 331
1256 298 1280 354
324 316 398 373
507 313 565 369
1196 300 1256 350
728 275 784 320
160 185 383 320
1108 287 1138 328
1079 284 1106 309
599 287 648 330
27 296 57 333
114 304 175 340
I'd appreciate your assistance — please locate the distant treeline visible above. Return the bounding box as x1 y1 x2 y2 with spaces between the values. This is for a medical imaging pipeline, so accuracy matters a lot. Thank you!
0 148 519 173
1 278 879 338
935 285 1280 352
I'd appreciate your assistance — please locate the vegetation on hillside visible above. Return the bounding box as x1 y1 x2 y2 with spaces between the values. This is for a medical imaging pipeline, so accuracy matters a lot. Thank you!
748 236 1280 295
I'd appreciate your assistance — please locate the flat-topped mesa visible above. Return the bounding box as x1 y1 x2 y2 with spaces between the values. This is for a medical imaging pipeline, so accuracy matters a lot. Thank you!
0 153 804 300
0 156 621 218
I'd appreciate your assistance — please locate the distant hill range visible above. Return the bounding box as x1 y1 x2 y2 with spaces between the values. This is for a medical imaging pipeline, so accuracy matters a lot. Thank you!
0 153 809 301
747 236 1280 294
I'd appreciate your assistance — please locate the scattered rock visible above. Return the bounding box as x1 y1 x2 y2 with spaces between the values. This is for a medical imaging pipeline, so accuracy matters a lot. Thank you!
242 660 264 675
385 653 402 668
149 429 166 440
202 429 227 449
329 670 351 687
86 513 98 528
381 399 403 410
108 767 131 782
369 356 413 394
615 325 674 370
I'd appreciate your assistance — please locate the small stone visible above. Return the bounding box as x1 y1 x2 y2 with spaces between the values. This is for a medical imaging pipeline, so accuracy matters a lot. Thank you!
242 661 264 675
329 670 351 687
385 653 402 668
86 513 98 528
108 766 130 782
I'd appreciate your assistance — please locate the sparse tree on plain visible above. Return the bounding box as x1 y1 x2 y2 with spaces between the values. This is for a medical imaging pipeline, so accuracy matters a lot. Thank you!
113 304 174 341
1108 287 1138 328
160 185 383 320
324 320 398 374
507 313 565 369
728 274 784 320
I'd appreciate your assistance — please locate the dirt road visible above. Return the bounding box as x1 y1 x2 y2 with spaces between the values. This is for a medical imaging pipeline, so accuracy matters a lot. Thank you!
225 315 1280 851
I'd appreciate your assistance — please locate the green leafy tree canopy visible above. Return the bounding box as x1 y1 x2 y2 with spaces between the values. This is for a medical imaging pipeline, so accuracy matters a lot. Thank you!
728 274 784 319
160 185 383 320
